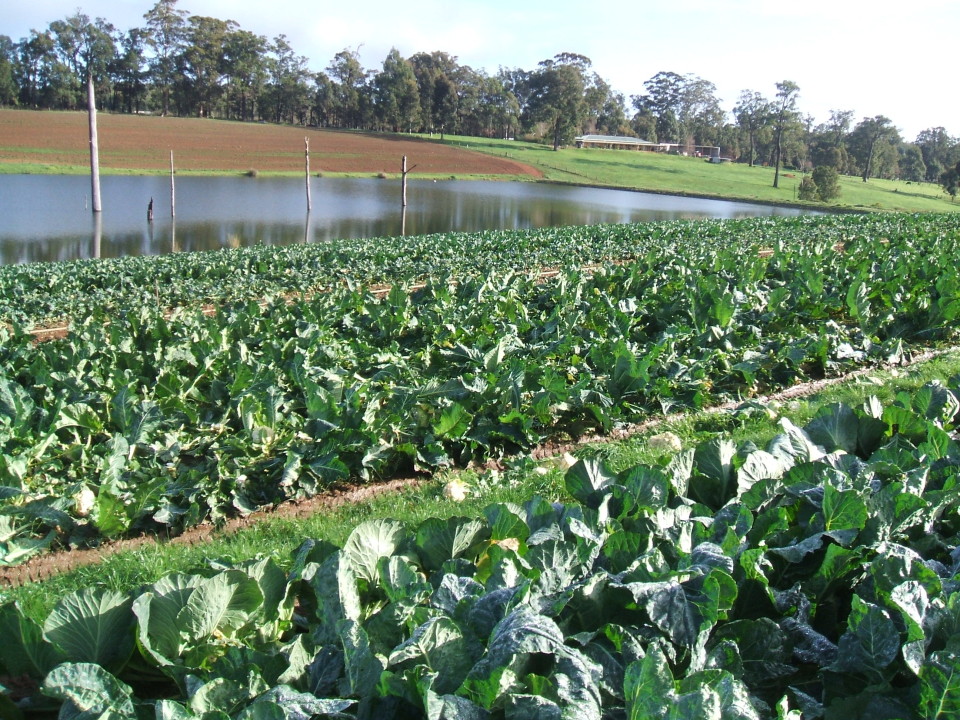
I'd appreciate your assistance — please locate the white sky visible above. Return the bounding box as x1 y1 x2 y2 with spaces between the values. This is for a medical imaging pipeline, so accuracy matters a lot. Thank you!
4 0 957 140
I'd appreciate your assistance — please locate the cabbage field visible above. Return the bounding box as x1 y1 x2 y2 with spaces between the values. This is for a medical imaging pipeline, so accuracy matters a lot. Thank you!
1 212 960 718
2 383 959 718
1 213 959 564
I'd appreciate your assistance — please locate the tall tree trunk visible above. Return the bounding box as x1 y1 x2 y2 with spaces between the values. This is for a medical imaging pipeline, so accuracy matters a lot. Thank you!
773 129 782 189
862 136 877 182
87 73 102 213
305 137 312 213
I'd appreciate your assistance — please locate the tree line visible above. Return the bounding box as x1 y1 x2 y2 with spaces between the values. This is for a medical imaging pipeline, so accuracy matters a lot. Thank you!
1 0 959 193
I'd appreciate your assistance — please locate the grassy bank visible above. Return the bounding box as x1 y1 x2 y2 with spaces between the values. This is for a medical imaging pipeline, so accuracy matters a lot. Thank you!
440 134 960 213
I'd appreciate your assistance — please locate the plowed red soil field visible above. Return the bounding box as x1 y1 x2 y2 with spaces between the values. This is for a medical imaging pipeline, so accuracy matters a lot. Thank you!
0 109 542 177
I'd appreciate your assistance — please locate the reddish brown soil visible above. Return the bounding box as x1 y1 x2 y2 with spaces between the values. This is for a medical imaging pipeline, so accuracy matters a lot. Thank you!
0 109 543 177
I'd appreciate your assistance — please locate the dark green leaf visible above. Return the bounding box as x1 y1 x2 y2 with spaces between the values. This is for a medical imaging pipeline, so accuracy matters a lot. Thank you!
42 588 134 673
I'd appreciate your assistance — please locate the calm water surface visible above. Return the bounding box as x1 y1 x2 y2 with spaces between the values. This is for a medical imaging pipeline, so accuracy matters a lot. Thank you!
0 175 815 265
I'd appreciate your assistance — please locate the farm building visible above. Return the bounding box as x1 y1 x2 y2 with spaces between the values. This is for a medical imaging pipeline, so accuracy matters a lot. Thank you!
574 134 721 159
574 134 658 151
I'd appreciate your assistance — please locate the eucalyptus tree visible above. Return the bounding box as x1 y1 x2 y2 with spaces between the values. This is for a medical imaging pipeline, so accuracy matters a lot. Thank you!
493 73 521 138
678 75 724 147
941 161 960 199
110 28 149 113
632 71 683 119
327 48 369 128
371 48 420 132
409 51 458 133
525 53 590 150
631 71 683 143
15 30 60 108
823 109 854 147
453 64 485 135
632 71 723 149
584 74 628 135
465 71 519 138
808 109 854 173
48 12 115 213
49 12 117 109
733 90 770 166
265 35 312 124
0 35 17 106
899 144 927 182
311 71 335 127
848 115 899 181
433 73 458 137
771 80 800 188
915 126 958 183
630 109 658 143
177 16 234 117
143 0 188 116
223 29 268 121
498 67 533 121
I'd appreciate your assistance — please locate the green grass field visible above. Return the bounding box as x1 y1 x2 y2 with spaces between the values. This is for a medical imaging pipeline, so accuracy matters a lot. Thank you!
440 135 960 213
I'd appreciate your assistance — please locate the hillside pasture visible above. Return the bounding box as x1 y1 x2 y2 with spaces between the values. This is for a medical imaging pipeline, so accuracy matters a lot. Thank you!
444 134 960 213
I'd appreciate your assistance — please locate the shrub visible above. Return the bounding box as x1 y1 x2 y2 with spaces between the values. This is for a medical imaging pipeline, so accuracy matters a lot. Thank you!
798 176 818 201
812 165 841 201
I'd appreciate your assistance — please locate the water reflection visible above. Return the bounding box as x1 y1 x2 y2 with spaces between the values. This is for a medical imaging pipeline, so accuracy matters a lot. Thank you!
0 175 817 265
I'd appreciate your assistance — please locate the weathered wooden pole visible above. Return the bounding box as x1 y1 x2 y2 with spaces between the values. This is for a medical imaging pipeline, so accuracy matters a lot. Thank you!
304 211 313 244
305 137 312 213
401 155 408 207
92 211 102 259
87 73 102 213
169 150 176 218
147 197 154 223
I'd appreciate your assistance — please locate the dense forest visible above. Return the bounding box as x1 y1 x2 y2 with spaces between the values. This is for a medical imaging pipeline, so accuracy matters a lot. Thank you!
1 0 959 186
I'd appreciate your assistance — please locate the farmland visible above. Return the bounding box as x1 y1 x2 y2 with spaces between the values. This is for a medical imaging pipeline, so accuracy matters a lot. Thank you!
2 366 959 717
0 212 957 556
2 109 958 214
1 211 960 718
444 134 960 214
0 110 540 179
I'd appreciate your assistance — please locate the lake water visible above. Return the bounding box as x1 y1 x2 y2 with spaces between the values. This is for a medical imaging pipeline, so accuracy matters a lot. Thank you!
0 175 815 265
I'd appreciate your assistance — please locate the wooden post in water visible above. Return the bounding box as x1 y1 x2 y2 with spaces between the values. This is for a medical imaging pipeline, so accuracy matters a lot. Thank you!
87 73 102 213
169 150 176 218
401 155 408 207
92 211 102 259
305 137 312 213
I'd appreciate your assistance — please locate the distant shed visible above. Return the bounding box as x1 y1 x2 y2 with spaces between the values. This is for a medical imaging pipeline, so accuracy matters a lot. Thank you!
575 134 722 159
574 134 656 150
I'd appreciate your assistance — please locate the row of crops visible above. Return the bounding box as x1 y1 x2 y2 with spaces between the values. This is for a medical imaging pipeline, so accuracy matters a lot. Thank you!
1 214 960 565
1 213 958 327
2 380 959 718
